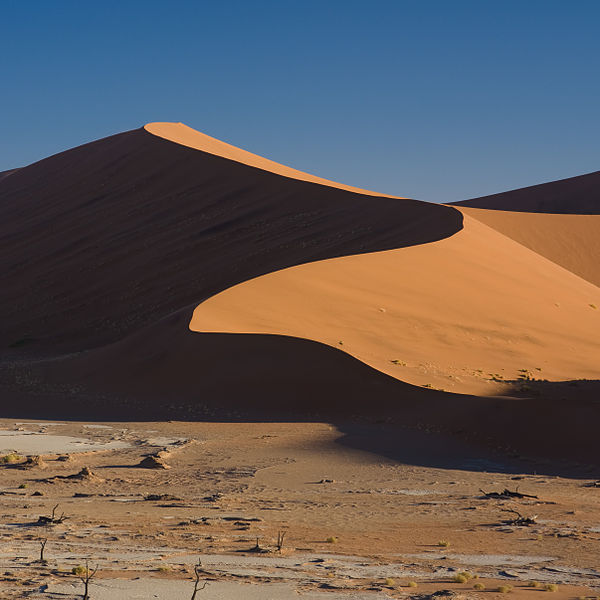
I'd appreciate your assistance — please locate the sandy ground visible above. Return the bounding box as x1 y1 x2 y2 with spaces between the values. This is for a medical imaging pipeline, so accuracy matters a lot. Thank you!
0 420 599 599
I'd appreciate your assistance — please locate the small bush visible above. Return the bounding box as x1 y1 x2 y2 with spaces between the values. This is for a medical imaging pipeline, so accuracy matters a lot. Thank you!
18 483 27 489
326 536 338 544
71 565 87 576
385 578 395 586
453 574 468 584
474 583 485 590
498 585 512 593
1 453 22 464
438 540 450 547
408 581 418 588
545 584 558 592
530 581 541 588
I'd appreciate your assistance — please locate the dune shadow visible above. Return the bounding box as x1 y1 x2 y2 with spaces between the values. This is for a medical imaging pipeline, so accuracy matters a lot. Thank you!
1 319 599 478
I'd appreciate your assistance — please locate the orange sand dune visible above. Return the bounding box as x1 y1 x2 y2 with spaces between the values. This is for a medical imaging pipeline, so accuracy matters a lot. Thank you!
0 124 458 353
1 122 600 466
191 212 600 396
460 207 600 287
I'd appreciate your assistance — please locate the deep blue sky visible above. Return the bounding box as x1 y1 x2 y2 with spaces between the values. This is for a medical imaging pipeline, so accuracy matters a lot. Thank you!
2 1 599 202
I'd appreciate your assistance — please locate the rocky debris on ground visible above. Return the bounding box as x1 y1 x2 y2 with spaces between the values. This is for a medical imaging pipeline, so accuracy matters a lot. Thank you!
138 455 170 469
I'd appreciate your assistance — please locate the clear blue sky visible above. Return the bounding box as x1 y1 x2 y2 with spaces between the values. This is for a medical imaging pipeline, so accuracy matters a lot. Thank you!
1 0 599 201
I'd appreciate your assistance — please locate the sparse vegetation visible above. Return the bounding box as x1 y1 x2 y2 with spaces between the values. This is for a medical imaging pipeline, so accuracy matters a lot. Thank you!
545 584 558 592
385 578 395 586
590 304 597 309
408 581 418 588
1 453 22 464
498 585 512 593
474 583 485 590
530 581 541 588
453 571 474 583
326 536 338 544
438 540 450 547
73 560 98 600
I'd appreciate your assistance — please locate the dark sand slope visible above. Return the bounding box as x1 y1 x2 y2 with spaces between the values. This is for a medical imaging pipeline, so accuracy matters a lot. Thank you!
451 169 600 214
0 126 461 354
0 168 18 182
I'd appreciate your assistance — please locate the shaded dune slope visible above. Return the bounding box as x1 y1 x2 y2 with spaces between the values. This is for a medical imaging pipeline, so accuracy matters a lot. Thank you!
13 308 600 468
451 169 600 214
0 126 461 354
0 168 18 182
460 207 600 287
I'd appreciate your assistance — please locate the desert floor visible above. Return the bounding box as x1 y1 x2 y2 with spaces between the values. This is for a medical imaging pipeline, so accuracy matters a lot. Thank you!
0 419 598 599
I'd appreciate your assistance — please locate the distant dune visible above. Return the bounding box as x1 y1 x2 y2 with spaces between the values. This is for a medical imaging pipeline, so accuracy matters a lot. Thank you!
460 207 600 287
1 122 599 466
451 170 600 214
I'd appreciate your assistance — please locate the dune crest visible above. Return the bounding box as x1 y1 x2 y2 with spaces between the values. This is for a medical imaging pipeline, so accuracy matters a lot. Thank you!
144 122 399 197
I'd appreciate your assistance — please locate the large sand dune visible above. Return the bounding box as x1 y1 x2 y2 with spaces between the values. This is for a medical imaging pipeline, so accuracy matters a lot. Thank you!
1 122 599 465
0 124 459 353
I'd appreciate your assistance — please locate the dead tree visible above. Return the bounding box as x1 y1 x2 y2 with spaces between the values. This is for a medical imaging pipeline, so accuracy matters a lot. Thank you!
502 508 538 526
39 538 48 563
480 488 538 500
191 559 208 599
276 530 286 552
37 504 67 525
76 559 98 600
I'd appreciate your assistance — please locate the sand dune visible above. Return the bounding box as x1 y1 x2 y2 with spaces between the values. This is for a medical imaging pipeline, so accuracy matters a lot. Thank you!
452 169 600 214
1 122 599 465
0 125 459 353
460 207 600 287
191 212 600 396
